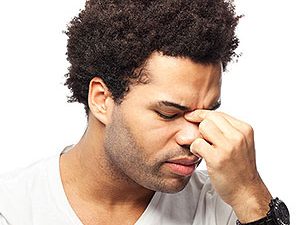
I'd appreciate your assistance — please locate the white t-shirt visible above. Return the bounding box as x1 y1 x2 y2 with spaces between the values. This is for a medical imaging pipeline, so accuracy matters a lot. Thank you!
0 147 237 225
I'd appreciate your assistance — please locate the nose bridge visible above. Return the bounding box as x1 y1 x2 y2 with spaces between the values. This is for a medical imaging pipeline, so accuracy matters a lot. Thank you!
175 120 201 147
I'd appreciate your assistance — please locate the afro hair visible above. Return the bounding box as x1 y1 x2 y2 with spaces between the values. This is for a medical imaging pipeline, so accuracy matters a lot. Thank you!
64 0 242 115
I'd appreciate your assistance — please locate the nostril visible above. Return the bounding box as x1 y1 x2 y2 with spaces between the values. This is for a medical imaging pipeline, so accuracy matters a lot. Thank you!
180 144 191 151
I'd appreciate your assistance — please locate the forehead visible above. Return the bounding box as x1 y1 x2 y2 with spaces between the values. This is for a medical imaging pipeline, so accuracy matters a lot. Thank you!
126 52 222 109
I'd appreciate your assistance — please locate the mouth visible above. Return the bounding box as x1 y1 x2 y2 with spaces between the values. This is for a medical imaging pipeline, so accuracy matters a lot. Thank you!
165 157 201 176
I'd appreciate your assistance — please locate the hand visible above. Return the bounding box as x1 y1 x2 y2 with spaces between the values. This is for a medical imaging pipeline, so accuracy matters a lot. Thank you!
184 110 272 223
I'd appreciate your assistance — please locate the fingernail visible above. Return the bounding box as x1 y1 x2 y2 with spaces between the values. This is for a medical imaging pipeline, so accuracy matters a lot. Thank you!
190 147 202 159
190 140 198 153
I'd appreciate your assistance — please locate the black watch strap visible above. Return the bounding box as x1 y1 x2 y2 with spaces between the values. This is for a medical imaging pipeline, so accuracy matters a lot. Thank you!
236 197 290 225
236 217 275 225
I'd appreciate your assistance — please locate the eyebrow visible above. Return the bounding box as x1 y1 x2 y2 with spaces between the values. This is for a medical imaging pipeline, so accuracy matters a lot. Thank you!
157 99 222 111
158 101 191 111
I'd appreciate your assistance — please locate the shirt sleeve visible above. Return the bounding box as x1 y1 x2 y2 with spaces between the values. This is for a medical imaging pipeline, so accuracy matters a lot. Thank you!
227 211 238 225
0 214 9 225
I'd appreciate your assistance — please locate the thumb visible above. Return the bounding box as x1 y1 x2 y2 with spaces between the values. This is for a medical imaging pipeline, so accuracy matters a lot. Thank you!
190 138 212 160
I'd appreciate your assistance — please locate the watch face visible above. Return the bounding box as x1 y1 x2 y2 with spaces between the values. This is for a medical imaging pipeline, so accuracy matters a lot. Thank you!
274 201 290 225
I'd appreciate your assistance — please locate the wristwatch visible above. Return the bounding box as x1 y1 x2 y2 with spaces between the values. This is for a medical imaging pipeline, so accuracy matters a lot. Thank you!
236 197 290 225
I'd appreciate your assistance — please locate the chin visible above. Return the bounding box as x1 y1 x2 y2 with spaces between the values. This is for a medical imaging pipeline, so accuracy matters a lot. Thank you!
145 175 191 194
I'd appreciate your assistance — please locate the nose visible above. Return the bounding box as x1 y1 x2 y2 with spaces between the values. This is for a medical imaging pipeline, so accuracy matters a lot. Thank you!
175 121 201 148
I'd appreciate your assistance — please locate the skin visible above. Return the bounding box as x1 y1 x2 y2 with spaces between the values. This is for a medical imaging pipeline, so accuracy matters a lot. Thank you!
186 111 272 222
60 52 271 224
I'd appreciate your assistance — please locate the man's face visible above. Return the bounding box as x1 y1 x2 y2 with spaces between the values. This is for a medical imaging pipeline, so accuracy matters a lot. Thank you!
103 52 222 193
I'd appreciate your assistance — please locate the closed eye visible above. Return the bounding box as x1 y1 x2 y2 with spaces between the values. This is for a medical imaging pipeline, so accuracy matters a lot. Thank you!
155 111 179 120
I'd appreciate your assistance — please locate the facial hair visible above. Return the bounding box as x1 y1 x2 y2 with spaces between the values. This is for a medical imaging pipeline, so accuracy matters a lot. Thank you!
103 107 196 193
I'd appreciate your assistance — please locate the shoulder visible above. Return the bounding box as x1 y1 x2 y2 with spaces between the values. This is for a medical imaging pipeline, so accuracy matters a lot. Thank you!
0 156 54 190
0 155 57 219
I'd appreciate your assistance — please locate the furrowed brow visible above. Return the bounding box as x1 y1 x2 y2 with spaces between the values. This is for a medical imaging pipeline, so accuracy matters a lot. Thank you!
158 101 191 111
156 99 221 111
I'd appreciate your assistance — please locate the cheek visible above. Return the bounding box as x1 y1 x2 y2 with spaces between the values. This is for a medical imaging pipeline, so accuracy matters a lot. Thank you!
125 110 177 152
141 127 173 150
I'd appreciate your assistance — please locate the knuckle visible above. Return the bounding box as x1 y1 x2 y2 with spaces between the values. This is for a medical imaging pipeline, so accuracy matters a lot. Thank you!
244 124 254 137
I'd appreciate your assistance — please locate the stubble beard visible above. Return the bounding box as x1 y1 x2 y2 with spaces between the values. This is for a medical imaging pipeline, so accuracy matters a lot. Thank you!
103 108 192 193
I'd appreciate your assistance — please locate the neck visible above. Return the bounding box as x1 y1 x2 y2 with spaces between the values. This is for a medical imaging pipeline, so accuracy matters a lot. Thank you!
60 116 155 208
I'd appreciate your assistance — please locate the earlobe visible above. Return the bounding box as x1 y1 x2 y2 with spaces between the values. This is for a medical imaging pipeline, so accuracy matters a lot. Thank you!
88 77 113 125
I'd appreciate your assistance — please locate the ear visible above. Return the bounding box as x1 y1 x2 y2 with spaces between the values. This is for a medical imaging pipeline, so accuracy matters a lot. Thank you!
88 77 114 125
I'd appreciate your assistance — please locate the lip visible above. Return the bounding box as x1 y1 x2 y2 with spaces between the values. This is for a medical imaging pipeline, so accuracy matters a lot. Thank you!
165 157 201 176
167 157 201 166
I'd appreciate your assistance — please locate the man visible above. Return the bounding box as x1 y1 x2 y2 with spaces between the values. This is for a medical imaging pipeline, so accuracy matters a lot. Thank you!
0 0 289 225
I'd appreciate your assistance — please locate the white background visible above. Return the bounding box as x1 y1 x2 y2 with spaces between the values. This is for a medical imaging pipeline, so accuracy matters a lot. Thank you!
0 0 299 222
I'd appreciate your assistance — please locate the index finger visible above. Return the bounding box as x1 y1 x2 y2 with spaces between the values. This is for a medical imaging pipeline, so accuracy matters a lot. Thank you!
185 109 251 134
184 109 211 123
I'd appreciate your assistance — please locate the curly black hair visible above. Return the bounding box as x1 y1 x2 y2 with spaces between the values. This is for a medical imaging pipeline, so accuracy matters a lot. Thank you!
64 0 242 115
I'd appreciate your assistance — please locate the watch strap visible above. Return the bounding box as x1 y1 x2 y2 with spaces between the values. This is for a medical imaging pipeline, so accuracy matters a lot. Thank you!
236 216 276 225
236 197 289 225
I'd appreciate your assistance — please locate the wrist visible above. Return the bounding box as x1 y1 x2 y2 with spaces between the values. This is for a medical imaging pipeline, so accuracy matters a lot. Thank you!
236 197 290 225
231 180 272 223
233 194 272 223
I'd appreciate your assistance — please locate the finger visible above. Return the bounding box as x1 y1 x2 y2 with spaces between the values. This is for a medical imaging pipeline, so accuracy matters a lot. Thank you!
185 110 252 135
190 138 213 160
215 112 255 142
200 112 244 141
216 112 252 133
184 109 209 123
198 118 229 147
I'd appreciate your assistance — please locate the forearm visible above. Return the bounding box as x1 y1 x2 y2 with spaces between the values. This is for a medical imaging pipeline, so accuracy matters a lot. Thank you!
231 178 272 223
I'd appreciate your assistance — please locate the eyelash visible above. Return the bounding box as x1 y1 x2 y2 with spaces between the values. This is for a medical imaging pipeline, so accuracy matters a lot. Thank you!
155 111 179 120
155 101 221 120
